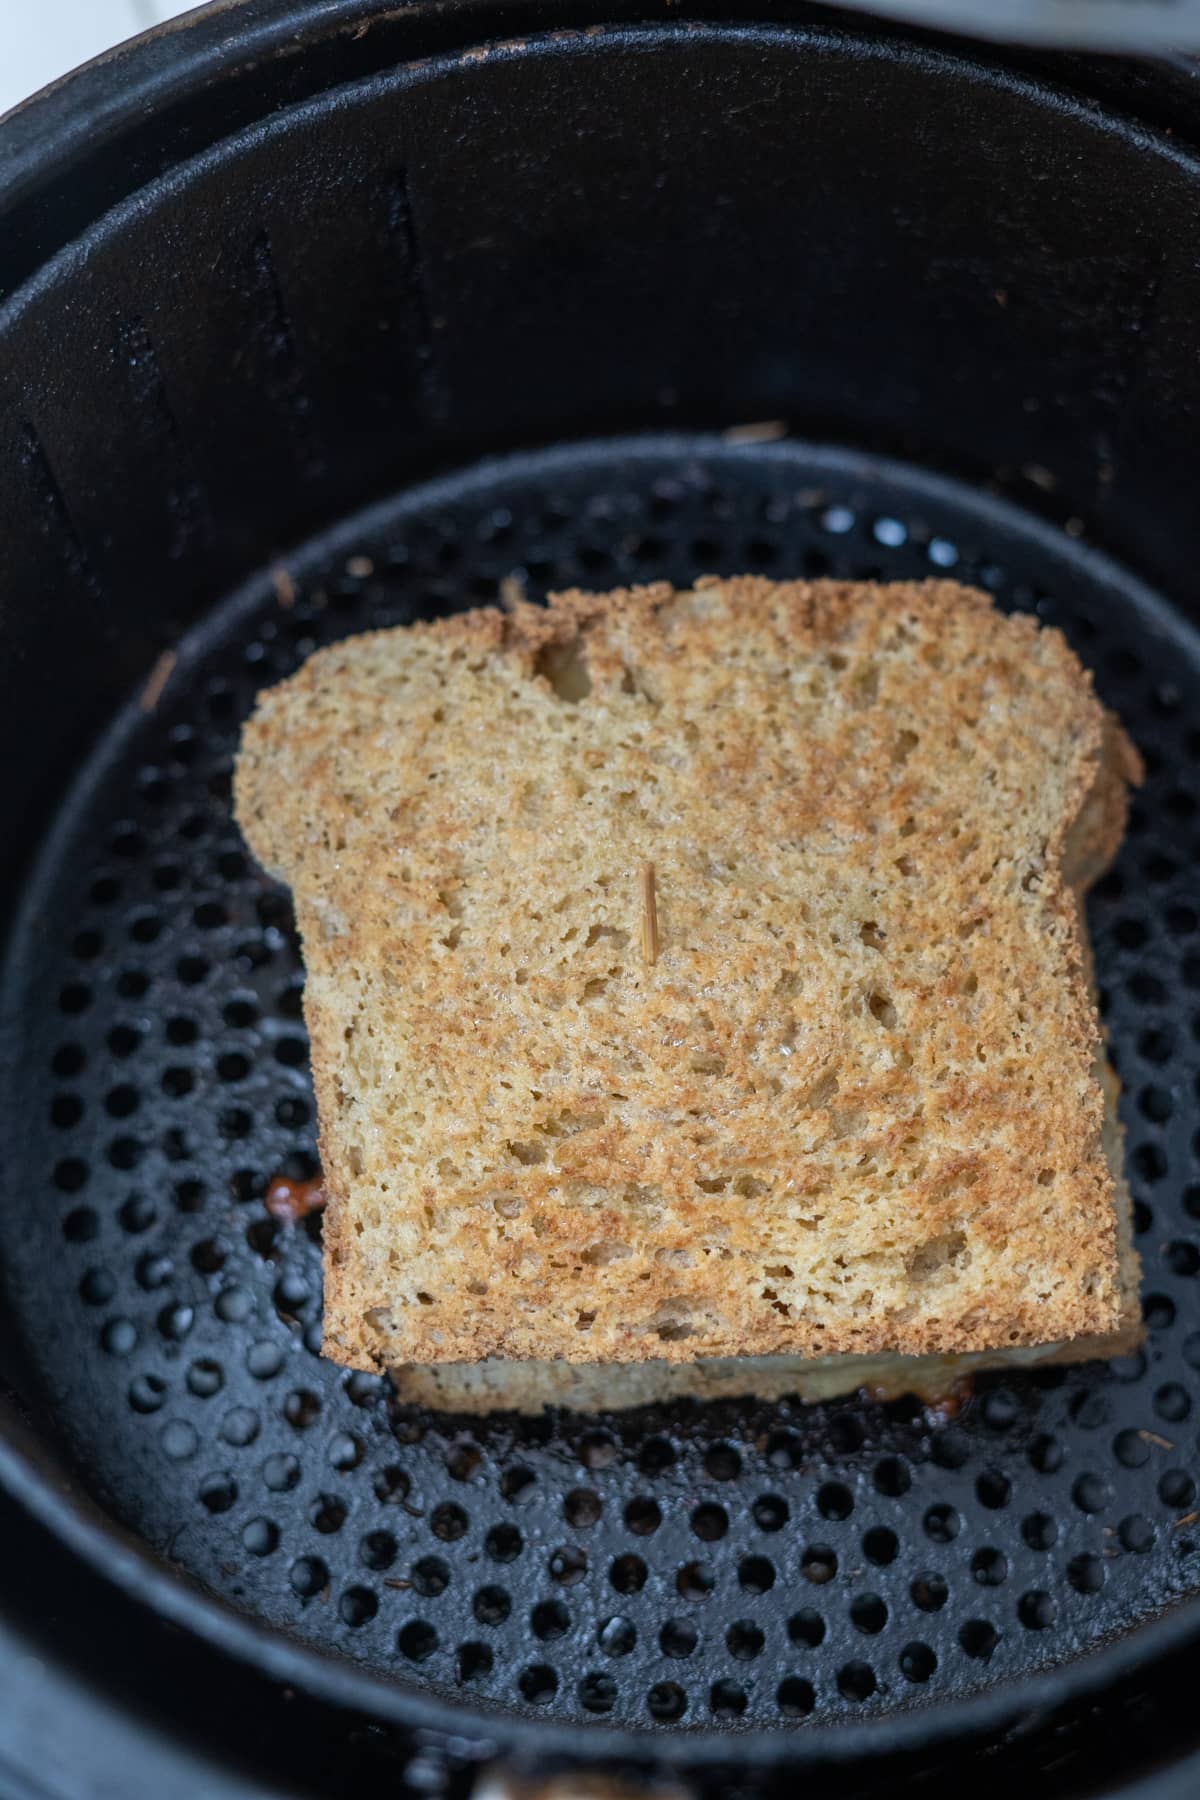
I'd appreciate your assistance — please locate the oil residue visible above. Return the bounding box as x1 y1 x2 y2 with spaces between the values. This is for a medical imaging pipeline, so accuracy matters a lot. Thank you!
265 1173 327 1224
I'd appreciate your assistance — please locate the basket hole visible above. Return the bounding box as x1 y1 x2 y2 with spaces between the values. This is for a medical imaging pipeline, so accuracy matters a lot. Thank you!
1021 1512 1057 1550
849 1594 887 1635
80 1269 116 1307
1119 1514 1156 1553
499 1464 536 1504
549 1546 587 1585
662 1620 698 1656
862 1527 899 1567
63 1207 98 1242
597 1616 636 1657
309 1493 346 1534
676 1560 715 1601
647 1681 686 1721
777 1677 815 1718
243 1518 279 1558
1018 1590 1057 1631
261 1454 298 1496
900 1642 937 1684
1159 1470 1196 1508
578 1671 617 1715
457 1642 493 1685
1155 1384 1191 1423
709 1679 747 1719
473 1585 511 1625
518 1663 556 1703
704 1442 742 1480
128 1373 167 1414
874 1456 911 1497
738 1554 775 1595
765 1428 805 1469
638 1435 676 1474
359 1533 395 1576
690 1502 728 1542
800 1545 837 1584
532 1600 570 1641
976 1468 1012 1510
485 1523 522 1562
1028 1432 1064 1474
911 1573 948 1613
398 1620 438 1663
788 1609 825 1648
338 1591 376 1634
959 1619 998 1661
431 1503 469 1543
923 1504 960 1543
624 1496 661 1537
818 1480 853 1521
752 1493 789 1531
837 1661 877 1702
565 1488 601 1528
579 1430 618 1470
609 1554 647 1595
972 1548 1008 1586
726 1619 765 1660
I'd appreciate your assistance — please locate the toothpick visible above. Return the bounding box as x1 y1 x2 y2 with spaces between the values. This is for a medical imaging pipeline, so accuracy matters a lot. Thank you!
271 564 296 609
640 861 658 967
499 574 527 612
139 649 176 713
722 419 787 445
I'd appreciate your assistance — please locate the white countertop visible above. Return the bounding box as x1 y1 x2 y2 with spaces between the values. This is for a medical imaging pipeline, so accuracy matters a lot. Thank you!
2 0 202 122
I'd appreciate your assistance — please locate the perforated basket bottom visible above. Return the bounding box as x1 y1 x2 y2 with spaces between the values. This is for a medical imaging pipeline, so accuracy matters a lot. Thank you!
4 435 1200 1732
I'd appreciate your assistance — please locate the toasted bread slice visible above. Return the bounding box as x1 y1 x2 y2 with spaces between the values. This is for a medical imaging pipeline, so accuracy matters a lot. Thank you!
234 577 1141 1373
391 878 1142 1412
391 1146 1141 1411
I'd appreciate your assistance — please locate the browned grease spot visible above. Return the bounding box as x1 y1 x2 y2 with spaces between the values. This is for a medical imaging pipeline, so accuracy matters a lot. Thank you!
265 1173 328 1223
921 1376 976 1421
857 1373 975 1419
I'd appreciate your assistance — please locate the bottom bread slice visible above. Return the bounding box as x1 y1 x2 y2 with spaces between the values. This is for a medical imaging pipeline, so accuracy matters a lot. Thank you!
392 1227 1141 1412
391 1266 1140 1412
389 1331 1138 1412
392 1056 1141 1413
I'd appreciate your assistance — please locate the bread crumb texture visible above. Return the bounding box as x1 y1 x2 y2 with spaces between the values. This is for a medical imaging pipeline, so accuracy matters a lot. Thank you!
234 577 1139 1369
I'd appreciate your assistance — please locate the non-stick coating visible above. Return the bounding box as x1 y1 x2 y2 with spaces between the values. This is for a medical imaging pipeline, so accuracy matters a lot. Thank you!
3 435 1198 1739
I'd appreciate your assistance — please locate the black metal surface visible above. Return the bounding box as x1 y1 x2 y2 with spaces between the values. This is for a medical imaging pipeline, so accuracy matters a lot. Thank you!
7 10 1200 948
3 433 1199 1747
7 0 1200 1791
804 0 1200 49
0 1469 493 1800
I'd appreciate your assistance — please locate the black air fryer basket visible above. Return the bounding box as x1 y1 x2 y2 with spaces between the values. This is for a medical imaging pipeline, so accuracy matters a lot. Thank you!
6 2 1200 1795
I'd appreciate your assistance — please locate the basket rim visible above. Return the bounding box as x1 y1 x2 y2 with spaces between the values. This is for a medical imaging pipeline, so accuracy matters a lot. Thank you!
3 422 1200 1773
3 0 1200 1771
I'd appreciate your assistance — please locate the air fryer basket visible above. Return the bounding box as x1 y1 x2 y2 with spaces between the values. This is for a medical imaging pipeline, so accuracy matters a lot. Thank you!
4 3 1200 1795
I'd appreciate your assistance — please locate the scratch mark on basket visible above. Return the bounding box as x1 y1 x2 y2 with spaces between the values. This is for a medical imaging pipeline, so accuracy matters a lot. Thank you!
117 315 212 559
388 168 450 424
249 230 326 481
16 420 102 596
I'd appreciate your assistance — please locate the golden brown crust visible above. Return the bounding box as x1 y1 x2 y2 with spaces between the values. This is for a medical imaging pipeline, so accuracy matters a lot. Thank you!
389 1123 1143 1412
234 577 1139 1371
389 1323 1145 1412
